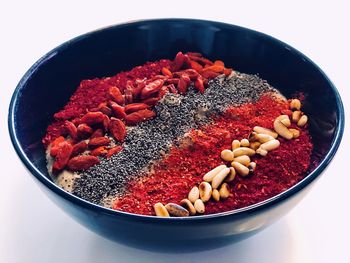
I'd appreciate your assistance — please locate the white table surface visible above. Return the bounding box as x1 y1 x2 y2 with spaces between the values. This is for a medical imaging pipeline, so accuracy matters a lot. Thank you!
1 1 349 262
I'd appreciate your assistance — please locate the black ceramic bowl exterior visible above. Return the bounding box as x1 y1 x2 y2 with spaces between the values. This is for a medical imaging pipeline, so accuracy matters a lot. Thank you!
8 19 344 251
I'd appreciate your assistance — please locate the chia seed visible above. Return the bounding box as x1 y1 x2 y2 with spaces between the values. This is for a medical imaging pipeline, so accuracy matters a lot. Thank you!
72 72 277 205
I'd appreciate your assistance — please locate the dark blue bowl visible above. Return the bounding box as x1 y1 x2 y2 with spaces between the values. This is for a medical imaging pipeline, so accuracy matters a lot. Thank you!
8 19 344 252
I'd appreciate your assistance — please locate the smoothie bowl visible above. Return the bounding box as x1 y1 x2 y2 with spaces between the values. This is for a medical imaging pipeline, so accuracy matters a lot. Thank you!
8 19 344 251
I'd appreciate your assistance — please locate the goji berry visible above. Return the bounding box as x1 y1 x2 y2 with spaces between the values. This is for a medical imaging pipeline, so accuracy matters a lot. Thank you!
68 155 100 171
108 86 125 105
172 51 185 71
106 146 123 158
124 103 150 114
108 101 126 119
52 141 73 172
81 112 105 126
142 97 160 106
64 121 78 140
194 76 205 94
140 79 164 99
71 141 88 157
125 109 156 125
109 118 126 142
49 136 65 157
161 67 173 78
90 128 104 139
88 137 110 148
97 102 112 116
177 77 189 95
77 123 94 139
90 146 108 157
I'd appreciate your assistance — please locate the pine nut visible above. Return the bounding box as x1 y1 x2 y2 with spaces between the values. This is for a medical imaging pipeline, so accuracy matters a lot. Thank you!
240 138 250 147
199 182 212 202
232 139 241 150
233 155 251 166
297 115 308 127
232 147 256 157
248 132 258 142
194 199 205 214
180 199 196 216
211 167 230 189
188 186 199 203
290 99 301 111
276 115 289 121
248 162 256 173
289 128 300 138
225 167 236 182
165 203 189 217
255 133 275 143
280 117 291 127
273 119 293 140
231 161 250 177
203 164 226 182
249 141 261 150
260 139 280 151
154 202 170 217
212 189 220 201
256 148 268 156
253 126 278 138
219 183 230 199
221 149 234 162
292 110 302 123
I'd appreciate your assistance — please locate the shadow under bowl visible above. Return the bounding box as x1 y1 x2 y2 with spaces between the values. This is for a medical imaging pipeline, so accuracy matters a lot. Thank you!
8 19 344 252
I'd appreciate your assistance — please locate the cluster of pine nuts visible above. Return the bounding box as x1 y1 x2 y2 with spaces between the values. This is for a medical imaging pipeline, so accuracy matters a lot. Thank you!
224 98 308 162
153 98 308 217
271 99 308 141
153 174 232 217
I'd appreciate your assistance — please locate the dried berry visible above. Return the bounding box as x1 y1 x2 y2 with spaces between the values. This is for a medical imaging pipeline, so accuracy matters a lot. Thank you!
125 109 156 125
64 121 78 140
97 102 112 116
194 76 205 93
90 146 108 157
77 124 93 139
90 128 104 139
81 112 105 126
108 86 125 105
49 136 65 157
52 141 73 172
172 51 185 71
140 79 164 99
124 89 133 104
106 146 123 158
68 155 100 171
142 97 160 106
108 101 126 119
161 67 173 77
71 141 88 157
88 137 110 148
109 118 126 142
190 60 203 72
124 103 150 114
177 77 188 95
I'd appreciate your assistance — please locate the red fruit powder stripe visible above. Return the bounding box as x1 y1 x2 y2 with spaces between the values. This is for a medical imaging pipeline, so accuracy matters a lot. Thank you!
112 95 313 215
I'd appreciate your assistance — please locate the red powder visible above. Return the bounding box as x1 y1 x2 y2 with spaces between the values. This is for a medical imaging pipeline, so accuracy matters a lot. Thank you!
42 59 171 146
113 95 313 215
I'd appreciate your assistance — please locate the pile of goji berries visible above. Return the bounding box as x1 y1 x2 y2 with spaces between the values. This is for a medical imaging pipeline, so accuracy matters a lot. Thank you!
45 52 233 173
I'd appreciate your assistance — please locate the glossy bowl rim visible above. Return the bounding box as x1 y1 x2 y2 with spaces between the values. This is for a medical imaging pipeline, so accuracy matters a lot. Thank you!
8 18 345 222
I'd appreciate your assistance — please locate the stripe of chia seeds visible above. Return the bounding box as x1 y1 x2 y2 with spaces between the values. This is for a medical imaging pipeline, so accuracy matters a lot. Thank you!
72 73 277 204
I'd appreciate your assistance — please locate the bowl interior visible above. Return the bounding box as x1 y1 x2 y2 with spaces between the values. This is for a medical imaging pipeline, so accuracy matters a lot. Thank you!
10 19 343 209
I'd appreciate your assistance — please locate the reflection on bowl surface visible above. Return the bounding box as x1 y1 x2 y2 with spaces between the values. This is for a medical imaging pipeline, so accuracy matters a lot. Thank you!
8 19 344 252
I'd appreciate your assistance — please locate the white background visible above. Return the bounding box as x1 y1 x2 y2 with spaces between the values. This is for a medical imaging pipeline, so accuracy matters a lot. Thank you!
1 0 349 262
